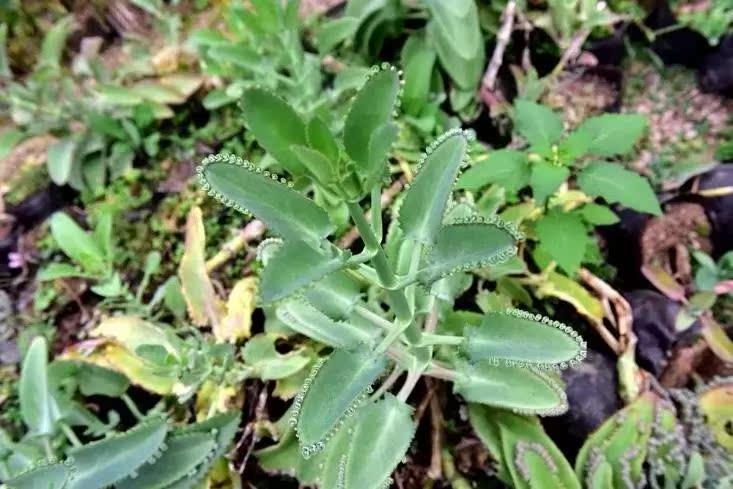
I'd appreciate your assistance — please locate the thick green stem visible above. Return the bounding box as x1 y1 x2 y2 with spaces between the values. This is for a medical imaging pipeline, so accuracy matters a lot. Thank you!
419 333 464 347
122 393 145 421
60 422 82 447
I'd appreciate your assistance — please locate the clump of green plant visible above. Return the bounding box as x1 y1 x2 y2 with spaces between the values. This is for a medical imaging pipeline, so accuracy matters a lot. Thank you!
198 65 586 487
1 336 240 489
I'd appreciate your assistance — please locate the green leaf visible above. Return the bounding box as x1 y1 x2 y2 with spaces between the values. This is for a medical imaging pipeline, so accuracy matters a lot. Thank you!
399 129 469 243
6 462 70 489
241 88 308 176
306 116 339 163
198 155 334 243
343 67 400 185
116 433 216 489
49 212 107 275
454 362 568 416
513 100 563 152
578 203 619 225
530 161 569 203
39 16 74 72
260 240 346 303
418 217 520 284
241 333 311 380
456 149 530 193
291 144 335 185
577 161 661 215
0 23 11 78
568 114 647 157
533 210 589 274
316 17 359 52
400 34 437 115
276 300 376 349
75 362 130 397
37 263 90 281
468 404 581 489
295 349 387 458
47 137 77 185
303 271 361 320
424 0 484 90
67 417 168 489
465 309 586 369
19 337 59 436
340 394 416 489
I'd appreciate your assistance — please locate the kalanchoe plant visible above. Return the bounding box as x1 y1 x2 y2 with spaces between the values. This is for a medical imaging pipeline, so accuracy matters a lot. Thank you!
198 65 586 487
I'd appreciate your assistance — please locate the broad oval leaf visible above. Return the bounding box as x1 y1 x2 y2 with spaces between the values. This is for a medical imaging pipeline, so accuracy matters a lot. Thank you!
240 88 307 176
291 144 335 185
67 417 168 489
465 309 586 369
295 349 387 458
306 116 339 163
533 210 589 274
398 129 469 244
343 67 400 180
277 300 376 349
456 149 530 192
259 240 346 303
47 137 77 185
513 100 563 153
341 394 415 489
19 337 59 436
198 155 334 243
418 217 520 284
454 362 568 416
6 462 70 489
49 212 106 275
577 161 661 216
116 433 216 489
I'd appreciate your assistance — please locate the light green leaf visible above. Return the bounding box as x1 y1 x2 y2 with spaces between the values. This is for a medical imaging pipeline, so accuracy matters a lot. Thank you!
49 212 107 274
578 203 619 225
39 16 74 72
343 67 400 185
67 417 168 489
0 23 11 78
19 337 59 436
569 114 647 157
296 349 387 457
241 334 311 380
534 210 589 274
37 263 90 281
6 463 70 489
47 137 77 185
276 300 376 349
400 34 437 115
418 217 519 284
291 144 335 185
241 88 308 176
399 129 468 243
530 161 569 203
306 116 339 163
465 309 586 369
341 394 415 489
456 149 529 193
454 362 568 416
198 155 334 243
260 240 346 303
577 161 661 215
303 271 361 320
513 100 563 152
316 17 359 52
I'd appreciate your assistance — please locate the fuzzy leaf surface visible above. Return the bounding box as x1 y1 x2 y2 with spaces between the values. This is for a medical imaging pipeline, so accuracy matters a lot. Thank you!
6 463 70 489
67 417 168 489
199 158 334 243
296 350 387 454
276 300 375 349
577 161 661 215
454 362 568 416
399 130 468 243
465 310 585 368
418 220 518 284
241 88 307 176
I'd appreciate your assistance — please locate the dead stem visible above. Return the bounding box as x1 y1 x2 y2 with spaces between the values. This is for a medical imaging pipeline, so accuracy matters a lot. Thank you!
206 219 265 272
427 379 443 480
482 0 516 91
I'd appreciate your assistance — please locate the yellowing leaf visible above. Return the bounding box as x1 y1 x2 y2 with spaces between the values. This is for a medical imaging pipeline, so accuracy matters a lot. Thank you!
179 206 223 327
535 271 604 325
699 381 733 451
91 315 182 359
216 277 258 343
195 380 240 421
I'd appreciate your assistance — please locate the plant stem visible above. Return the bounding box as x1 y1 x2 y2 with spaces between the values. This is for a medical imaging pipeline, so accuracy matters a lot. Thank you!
424 362 458 381
42 436 54 460
60 422 82 447
371 364 404 400
419 333 464 346
0 460 10 480
122 393 145 421
354 305 393 330
397 370 422 402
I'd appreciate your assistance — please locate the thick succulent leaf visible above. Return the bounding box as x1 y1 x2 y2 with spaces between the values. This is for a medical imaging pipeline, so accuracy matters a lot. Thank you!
240 88 307 176
306 116 339 163
241 333 311 380
67 417 168 489
424 0 484 90
116 433 216 489
400 33 437 114
398 129 469 244
341 395 415 489
276 300 376 349
304 270 361 320
198 155 333 243
468 404 580 489
19 337 59 436
454 362 568 416
260 240 346 303
6 462 70 489
295 349 387 458
179 206 221 327
256 423 327 485
465 309 586 369
418 217 520 284
291 144 335 185
318 413 358 489
343 67 400 178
